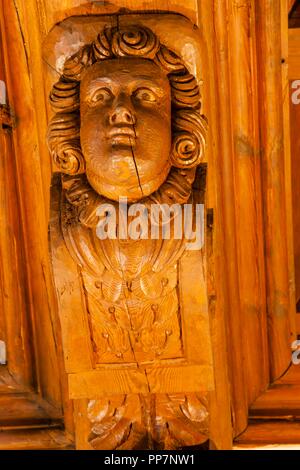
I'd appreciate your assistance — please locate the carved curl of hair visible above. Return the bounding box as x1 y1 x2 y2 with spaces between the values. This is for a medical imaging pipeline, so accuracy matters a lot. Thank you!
47 25 207 175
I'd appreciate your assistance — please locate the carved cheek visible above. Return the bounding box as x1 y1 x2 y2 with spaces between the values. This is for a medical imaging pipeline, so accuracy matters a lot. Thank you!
81 109 107 143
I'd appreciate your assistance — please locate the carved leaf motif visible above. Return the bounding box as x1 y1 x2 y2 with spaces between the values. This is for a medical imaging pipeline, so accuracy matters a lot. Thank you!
154 394 209 449
86 394 209 450
87 396 146 450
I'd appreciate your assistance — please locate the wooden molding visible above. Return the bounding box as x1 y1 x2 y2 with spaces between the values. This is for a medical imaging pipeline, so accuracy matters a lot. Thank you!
0 428 73 450
289 29 300 79
235 421 300 447
289 0 297 14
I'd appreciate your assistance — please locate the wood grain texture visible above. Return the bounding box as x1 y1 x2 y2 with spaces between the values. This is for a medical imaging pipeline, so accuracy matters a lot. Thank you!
256 0 294 380
235 420 300 445
0 127 33 386
0 0 62 403
1 0 298 451
282 0 296 344
249 364 300 418
289 29 300 79
69 365 214 398
35 0 199 38
195 0 233 450
0 428 73 450
0 393 62 427
290 79 300 304
0 0 74 438
250 384 300 419
211 0 248 436
227 0 269 406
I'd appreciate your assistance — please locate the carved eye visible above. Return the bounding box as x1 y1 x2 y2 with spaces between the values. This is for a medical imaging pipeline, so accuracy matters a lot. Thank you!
89 88 113 105
133 88 157 103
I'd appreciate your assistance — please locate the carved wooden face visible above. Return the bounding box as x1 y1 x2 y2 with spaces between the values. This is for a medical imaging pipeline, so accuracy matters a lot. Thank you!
80 58 172 202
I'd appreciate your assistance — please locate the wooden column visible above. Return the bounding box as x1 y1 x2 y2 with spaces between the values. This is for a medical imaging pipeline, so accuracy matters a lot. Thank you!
256 0 296 380
227 0 269 406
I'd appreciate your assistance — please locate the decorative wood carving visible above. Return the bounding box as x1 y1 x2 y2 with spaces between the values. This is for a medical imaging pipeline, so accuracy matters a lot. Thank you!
47 16 213 449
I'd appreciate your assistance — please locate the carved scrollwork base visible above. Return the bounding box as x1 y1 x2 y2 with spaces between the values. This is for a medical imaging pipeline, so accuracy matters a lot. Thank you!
86 393 209 450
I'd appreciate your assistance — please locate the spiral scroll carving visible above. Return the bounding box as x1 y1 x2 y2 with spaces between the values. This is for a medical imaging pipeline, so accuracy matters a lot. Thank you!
171 110 208 168
93 29 113 60
111 26 160 59
48 114 85 174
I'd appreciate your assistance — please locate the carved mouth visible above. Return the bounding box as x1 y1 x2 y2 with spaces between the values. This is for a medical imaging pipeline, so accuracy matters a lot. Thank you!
108 127 136 148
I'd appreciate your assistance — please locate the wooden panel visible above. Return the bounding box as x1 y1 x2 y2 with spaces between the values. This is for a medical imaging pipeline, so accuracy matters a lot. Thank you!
277 365 300 384
290 80 300 304
0 0 64 406
0 428 73 450
0 368 25 394
35 0 199 38
282 0 297 341
289 29 300 79
235 420 300 445
0 128 33 385
0 393 61 427
0 0 75 437
69 365 214 398
250 384 300 418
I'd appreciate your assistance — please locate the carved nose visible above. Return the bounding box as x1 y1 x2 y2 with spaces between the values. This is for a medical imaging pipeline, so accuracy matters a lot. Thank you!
109 102 136 126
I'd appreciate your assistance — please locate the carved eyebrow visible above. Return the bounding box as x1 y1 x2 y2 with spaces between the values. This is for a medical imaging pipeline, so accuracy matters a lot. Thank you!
131 80 166 95
82 76 168 97
84 77 116 92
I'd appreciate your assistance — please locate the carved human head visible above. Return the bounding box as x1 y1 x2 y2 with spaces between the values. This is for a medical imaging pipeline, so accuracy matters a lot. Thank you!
48 26 207 203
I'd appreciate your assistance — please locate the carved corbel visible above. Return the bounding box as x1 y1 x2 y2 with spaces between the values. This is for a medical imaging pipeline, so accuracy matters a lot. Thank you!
45 13 213 450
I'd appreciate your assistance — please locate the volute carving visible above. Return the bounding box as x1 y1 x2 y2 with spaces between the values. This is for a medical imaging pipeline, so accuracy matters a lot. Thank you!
47 20 211 450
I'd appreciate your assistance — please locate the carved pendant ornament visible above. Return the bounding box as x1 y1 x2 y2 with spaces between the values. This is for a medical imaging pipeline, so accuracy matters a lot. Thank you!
48 23 210 449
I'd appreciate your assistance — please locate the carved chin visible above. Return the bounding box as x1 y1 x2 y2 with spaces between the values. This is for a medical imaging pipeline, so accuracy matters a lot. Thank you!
86 165 171 202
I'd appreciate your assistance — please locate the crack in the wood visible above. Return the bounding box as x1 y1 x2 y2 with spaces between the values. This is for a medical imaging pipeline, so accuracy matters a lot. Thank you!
129 117 144 199
13 0 30 74
129 135 144 199
42 58 60 77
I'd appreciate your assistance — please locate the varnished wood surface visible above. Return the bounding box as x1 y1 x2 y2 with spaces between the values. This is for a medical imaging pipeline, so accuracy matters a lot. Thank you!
0 428 73 450
227 0 269 408
235 420 300 446
256 0 294 380
289 29 300 79
0 0 74 439
289 0 297 13
0 393 62 427
0 0 299 450
290 79 300 305
250 366 300 418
